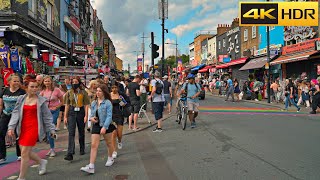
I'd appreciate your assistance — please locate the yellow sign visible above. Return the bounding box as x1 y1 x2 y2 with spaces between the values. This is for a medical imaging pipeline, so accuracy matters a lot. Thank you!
239 2 319 26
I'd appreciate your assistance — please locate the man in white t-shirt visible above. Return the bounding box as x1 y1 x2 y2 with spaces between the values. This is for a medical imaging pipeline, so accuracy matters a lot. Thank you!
140 77 148 110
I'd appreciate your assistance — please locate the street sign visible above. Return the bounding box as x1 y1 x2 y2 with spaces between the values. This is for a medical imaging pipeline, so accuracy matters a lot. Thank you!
94 47 102 50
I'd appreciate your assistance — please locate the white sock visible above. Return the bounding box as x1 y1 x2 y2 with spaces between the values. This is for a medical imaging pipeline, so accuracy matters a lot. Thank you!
89 163 94 168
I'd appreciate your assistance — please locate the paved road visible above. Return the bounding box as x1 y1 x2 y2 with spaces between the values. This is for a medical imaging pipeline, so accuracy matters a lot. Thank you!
2 95 320 180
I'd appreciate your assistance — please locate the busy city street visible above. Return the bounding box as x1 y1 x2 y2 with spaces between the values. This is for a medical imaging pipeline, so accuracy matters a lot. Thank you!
1 0 320 180
1 95 319 180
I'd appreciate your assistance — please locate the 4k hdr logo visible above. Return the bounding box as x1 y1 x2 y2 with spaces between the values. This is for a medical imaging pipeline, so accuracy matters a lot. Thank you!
239 2 319 26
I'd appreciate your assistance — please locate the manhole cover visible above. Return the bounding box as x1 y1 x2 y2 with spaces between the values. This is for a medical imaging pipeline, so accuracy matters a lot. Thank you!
114 175 129 180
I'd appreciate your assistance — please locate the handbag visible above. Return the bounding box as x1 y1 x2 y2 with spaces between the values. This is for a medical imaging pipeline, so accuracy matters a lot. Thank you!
121 104 131 117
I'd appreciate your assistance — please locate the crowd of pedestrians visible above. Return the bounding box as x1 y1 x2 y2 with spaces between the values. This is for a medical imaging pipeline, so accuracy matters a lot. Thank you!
0 70 204 179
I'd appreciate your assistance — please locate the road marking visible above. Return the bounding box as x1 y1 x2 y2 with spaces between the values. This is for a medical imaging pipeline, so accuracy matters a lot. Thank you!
134 131 178 180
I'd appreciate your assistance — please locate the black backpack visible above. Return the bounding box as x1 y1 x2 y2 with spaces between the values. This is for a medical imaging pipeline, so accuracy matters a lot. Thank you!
155 80 163 95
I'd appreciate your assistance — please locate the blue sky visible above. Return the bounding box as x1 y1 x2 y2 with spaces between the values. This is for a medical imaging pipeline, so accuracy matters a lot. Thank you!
94 0 239 71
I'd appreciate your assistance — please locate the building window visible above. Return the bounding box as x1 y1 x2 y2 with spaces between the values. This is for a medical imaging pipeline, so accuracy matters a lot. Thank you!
223 39 225 47
65 27 68 43
252 26 256 38
28 0 36 18
244 29 248 42
218 41 221 50
47 2 53 30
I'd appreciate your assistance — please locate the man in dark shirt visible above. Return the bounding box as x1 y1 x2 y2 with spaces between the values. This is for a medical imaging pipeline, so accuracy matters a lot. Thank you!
127 75 141 130
163 75 172 114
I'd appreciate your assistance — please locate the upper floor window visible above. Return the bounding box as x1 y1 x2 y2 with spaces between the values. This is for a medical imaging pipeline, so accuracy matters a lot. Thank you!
252 26 256 38
218 41 221 50
266 26 275 32
28 0 37 18
244 29 248 42
223 39 225 47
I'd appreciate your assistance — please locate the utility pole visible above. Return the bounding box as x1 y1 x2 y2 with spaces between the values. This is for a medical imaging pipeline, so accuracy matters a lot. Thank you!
159 0 168 77
141 32 148 73
267 0 271 104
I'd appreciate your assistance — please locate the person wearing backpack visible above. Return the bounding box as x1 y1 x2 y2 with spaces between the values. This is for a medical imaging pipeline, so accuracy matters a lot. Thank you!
148 71 165 132
180 74 201 128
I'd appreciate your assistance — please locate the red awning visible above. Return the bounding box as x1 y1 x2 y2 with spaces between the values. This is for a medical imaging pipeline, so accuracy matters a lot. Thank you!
270 50 318 65
198 65 212 73
215 58 247 69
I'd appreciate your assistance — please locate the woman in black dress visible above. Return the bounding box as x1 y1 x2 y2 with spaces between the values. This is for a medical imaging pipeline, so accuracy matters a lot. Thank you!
110 82 128 159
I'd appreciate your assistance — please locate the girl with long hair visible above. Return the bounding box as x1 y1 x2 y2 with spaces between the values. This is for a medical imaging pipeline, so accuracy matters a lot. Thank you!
40 76 64 157
80 84 116 174
110 82 128 159
0 73 25 163
7 77 56 179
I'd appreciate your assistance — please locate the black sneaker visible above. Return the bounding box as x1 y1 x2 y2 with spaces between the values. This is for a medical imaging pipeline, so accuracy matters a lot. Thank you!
80 150 85 155
310 111 316 114
64 154 73 161
157 128 163 132
152 127 158 132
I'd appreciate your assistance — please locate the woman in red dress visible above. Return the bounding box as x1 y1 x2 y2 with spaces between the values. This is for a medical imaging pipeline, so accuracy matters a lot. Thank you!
7 77 56 180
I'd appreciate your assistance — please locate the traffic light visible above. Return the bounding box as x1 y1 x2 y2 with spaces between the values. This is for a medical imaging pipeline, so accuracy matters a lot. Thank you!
152 44 159 59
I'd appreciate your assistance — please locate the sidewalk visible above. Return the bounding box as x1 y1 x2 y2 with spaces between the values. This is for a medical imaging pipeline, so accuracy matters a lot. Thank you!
207 93 311 113
1 108 174 180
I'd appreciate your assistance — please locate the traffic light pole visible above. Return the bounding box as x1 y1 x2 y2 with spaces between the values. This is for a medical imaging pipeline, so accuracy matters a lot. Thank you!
161 15 165 77
151 32 155 73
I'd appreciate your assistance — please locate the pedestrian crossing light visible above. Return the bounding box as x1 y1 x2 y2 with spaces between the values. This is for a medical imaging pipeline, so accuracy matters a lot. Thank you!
152 44 159 59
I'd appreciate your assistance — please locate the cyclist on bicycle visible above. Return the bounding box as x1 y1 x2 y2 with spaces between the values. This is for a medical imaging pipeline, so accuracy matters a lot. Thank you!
180 74 201 128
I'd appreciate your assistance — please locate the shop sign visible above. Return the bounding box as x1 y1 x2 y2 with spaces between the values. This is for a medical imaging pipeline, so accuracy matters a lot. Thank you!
315 41 320 51
223 57 231 63
317 65 320 75
284 26 317 42
73 43 88 54
282 38 320 55
218 55 228 62
254 44 282 56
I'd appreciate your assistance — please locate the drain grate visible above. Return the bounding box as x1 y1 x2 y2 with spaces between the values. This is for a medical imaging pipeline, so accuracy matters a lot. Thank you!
114 175 129 180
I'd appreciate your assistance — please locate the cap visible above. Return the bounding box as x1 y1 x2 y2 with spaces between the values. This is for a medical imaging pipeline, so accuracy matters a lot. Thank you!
163 75 168 79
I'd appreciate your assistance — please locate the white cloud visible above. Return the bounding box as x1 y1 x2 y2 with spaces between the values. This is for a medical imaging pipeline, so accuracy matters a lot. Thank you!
94 0 238 72
171 7 238 37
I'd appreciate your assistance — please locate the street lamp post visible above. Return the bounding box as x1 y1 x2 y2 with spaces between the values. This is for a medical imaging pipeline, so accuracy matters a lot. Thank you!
159 0 168 77
165 39 178 75
266 0 271 104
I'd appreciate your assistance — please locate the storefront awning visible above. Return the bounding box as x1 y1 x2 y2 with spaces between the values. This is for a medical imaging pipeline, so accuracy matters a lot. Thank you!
270 50 318 65
215 57 247 69
240 56 276 71
198 65 212 73
191 64 206 71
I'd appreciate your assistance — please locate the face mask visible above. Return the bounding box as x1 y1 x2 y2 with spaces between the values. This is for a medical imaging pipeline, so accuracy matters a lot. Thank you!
66 84 72 90
72 83 80 89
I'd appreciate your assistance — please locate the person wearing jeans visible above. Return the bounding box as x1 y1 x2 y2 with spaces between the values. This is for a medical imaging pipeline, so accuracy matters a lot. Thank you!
284 79 300 112
40 76 64 157
63 77 90 161
225 77 235 102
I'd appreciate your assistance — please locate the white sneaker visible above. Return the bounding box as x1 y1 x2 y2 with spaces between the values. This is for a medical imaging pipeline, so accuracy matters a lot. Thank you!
105 157 114 167
80 165 95 174
255 99 259 101
46 150 51 156
49 150 56 157
112 151 117 159
38 159 48 175
118 142 122 150
17 156 21 161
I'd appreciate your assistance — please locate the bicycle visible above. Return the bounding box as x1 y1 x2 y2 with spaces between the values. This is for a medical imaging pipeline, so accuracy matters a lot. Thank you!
176 97 188 130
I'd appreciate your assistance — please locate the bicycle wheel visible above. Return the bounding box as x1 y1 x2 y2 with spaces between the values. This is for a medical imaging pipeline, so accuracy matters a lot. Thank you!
182 107 187 130
177 101 182 124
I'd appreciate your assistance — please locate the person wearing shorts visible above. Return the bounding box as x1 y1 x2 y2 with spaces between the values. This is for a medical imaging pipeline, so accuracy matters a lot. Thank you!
127 75 141 130
80 84 116 174
163 75 172 114
181 74 201 128
148 71 165 132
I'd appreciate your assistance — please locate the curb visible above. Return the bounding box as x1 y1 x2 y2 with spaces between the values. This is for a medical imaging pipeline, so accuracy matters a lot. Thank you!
208 93 283 109
123 114 175 136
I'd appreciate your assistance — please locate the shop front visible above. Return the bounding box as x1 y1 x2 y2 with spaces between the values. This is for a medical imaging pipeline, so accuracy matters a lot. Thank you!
215 57 249 83
270 38 320 79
